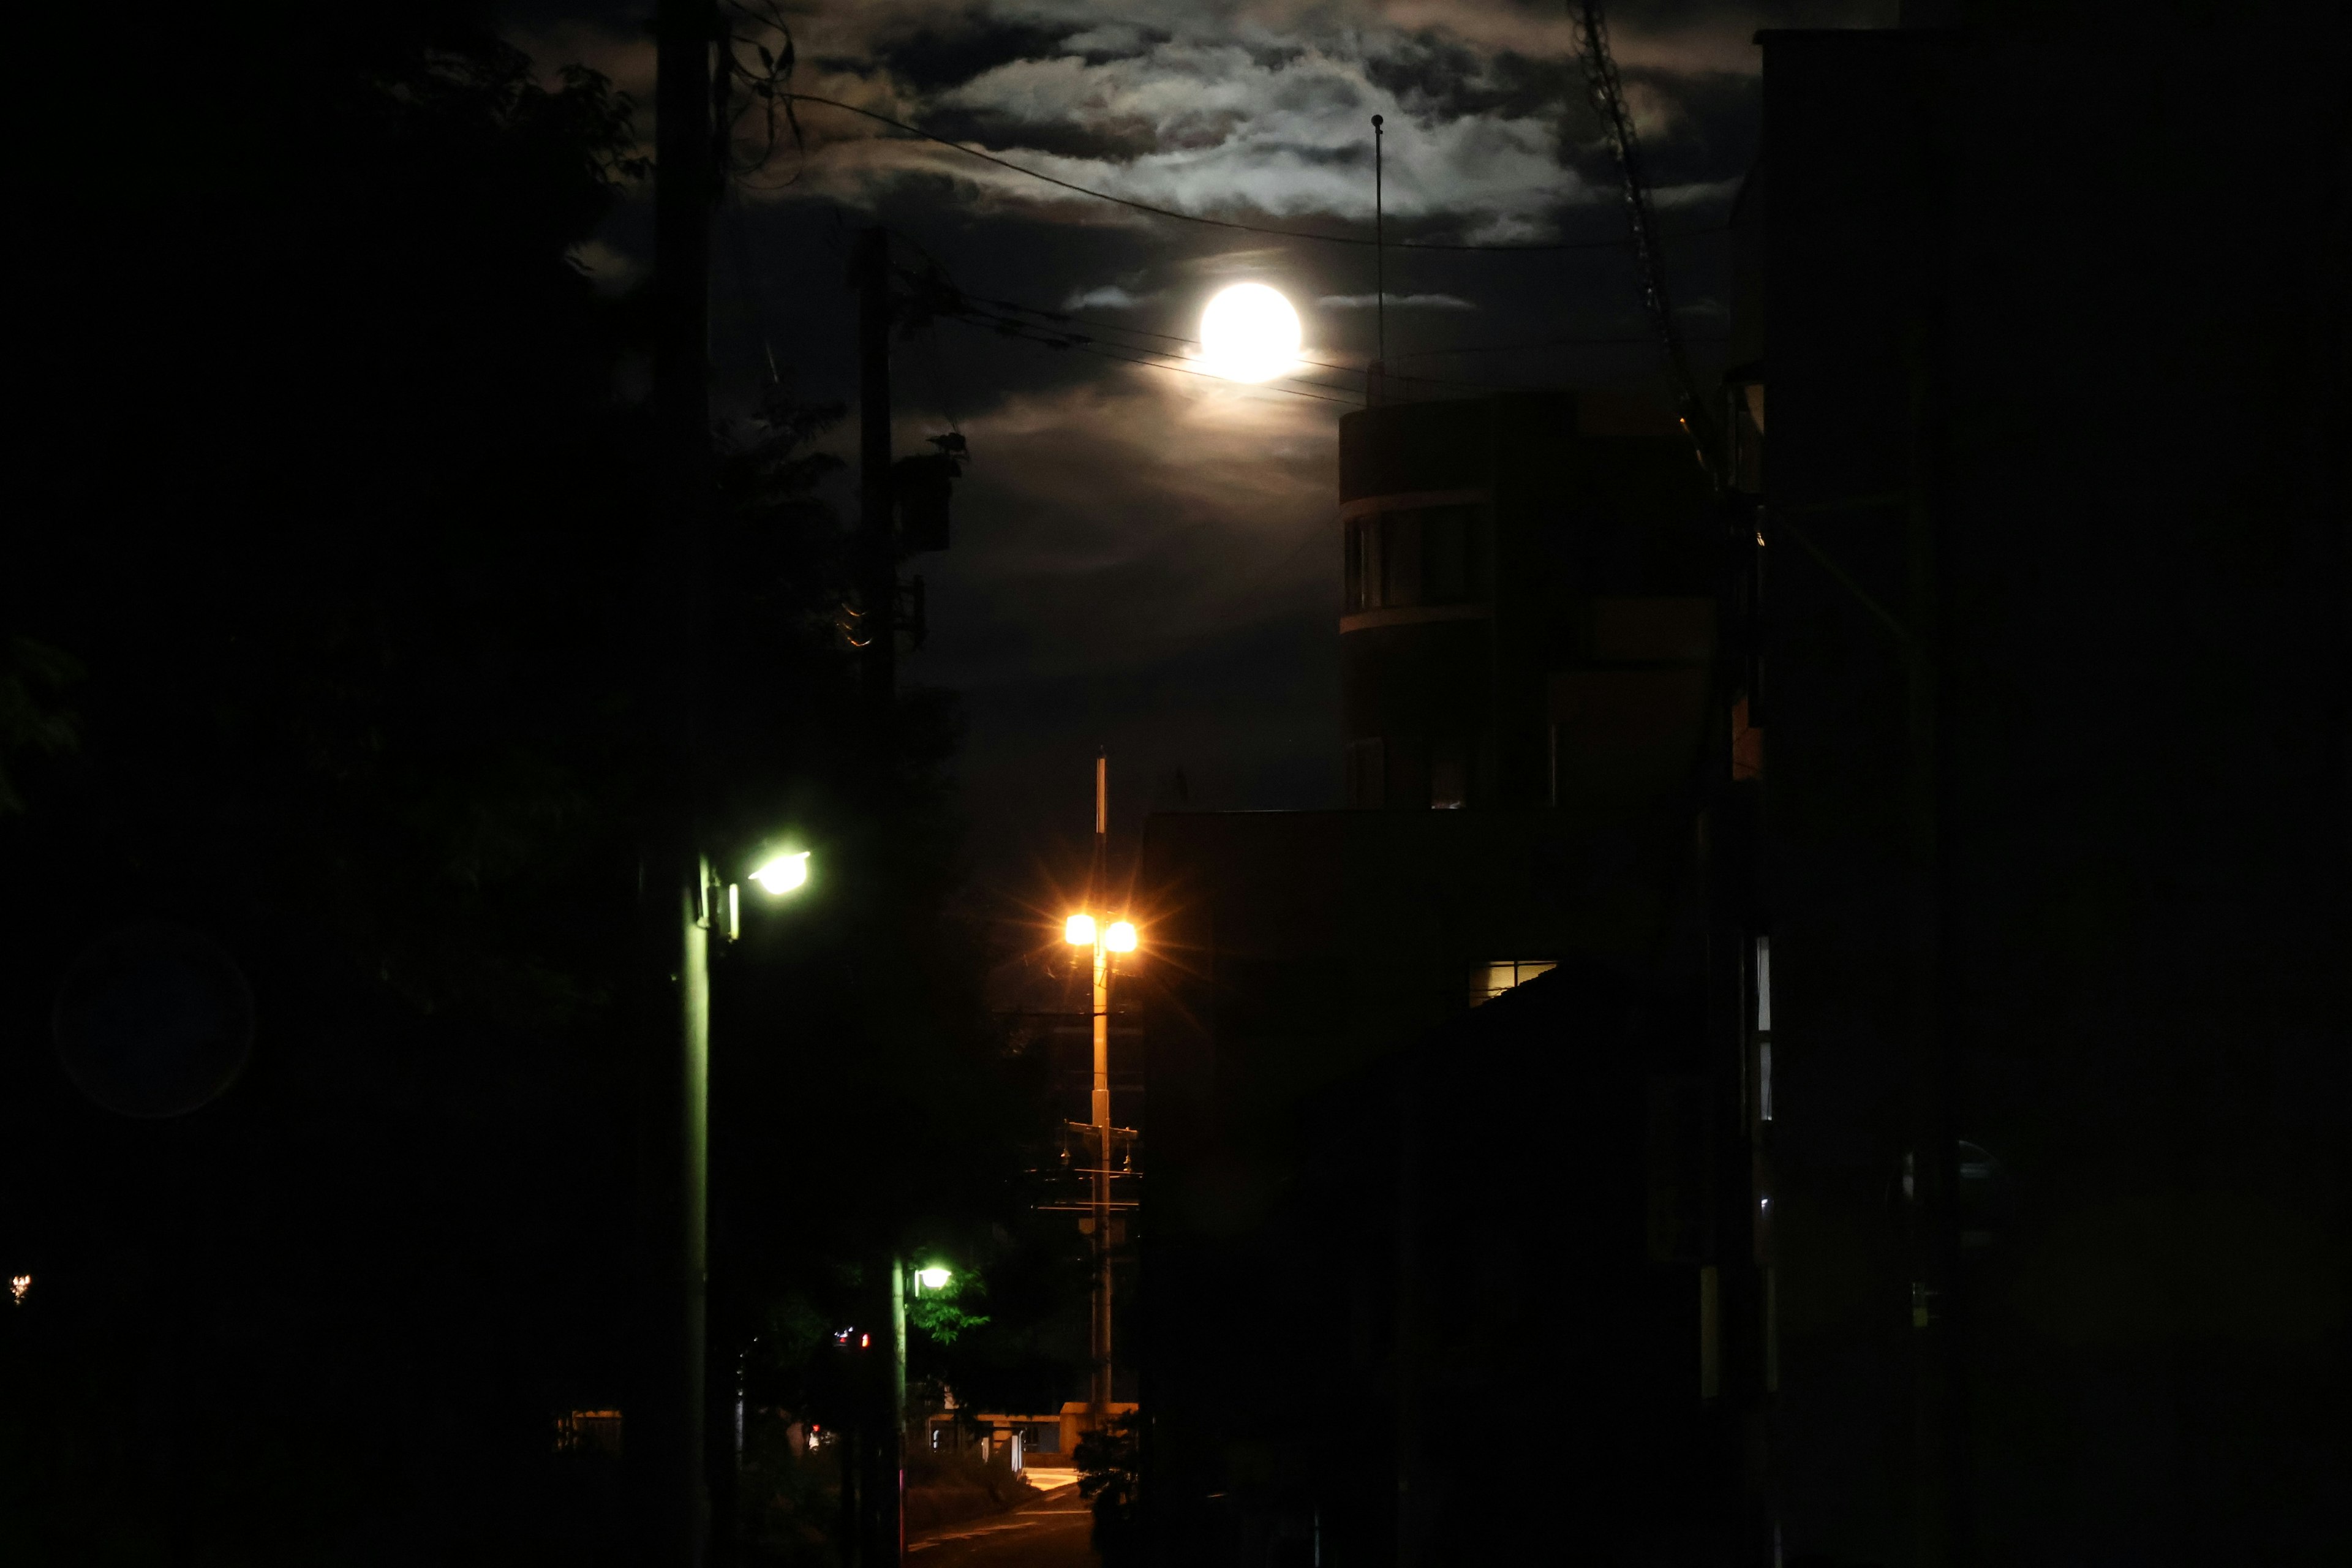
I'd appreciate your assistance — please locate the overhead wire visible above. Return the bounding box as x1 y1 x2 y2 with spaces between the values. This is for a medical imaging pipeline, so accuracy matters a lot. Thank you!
960 287 1733 376
936 312 1364 407
956 292 1498 393
948 309 1368 405
815 80 1739 415
944 298 1378 400
875 230 1378 407
780 92 1734 255
935 280 1726 405
721 32 1737 410
1393 326 1729 359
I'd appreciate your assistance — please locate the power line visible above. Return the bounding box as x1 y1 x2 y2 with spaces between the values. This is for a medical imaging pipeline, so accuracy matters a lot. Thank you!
949 302 1380 401
951 286 1722 385
878 226 1382 404
937 312 1364 407
953 310 1369 404
960 293 1499 393
1394 328 1729 359
783 93 1733 255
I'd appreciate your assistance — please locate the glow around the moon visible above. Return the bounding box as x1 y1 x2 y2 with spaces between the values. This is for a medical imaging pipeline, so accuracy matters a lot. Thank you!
1200 284 1302 383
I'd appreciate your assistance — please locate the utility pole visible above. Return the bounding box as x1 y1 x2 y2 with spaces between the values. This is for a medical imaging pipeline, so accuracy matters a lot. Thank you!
650 0 718 1563
1088 749 1114 1425
876 1257 907 1568
851 223 907 1568
855 227 896 718
1902 323 1959 1568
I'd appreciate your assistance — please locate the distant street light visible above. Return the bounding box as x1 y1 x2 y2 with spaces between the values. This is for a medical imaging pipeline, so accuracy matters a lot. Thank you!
1065 753 1137 1433
915 1265 953 1294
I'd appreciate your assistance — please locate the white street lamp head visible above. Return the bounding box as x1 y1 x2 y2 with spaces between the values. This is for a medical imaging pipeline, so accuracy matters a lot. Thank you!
750 851 809 895
1064 913 1096 946
1200 284 1302 383
917 1265 952 1291
1106 920 1137 954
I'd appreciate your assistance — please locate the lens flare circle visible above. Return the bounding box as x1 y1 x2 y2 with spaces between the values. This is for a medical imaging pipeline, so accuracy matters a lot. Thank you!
1199 284 1302 383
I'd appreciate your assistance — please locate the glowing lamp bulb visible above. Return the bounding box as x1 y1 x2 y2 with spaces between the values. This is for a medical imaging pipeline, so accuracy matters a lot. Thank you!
1200 283 1302 383
917 1266 952 1291
750 851 809 895
1065 913 1096 946
1105 921 1137 953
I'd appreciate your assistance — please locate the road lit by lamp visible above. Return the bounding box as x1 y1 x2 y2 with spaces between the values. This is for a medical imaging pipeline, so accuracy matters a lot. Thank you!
1200 283 1302 383
1064 913 1096 946
1106 921 1137 953
917 1265 952 1291
750 851 809 895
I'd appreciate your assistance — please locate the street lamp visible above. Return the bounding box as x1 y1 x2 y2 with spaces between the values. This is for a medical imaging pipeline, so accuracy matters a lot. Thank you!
677 845 812 1568
1063 902 1139 1430
751 850 810 895
915 1265 953 1294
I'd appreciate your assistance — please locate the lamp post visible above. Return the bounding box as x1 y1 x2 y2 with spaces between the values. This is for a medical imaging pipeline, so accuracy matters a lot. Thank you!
680 847 810 1563
1064 757 1139 1431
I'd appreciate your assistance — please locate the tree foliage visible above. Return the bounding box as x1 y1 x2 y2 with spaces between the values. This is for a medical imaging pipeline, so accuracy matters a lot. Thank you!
2 4 1065 1561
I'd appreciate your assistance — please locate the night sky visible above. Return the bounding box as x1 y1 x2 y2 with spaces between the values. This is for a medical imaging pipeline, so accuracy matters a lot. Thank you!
499 0 1861 901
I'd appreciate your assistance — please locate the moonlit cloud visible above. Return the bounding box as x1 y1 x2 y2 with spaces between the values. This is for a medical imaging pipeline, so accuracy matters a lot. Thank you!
1061 284 1153 309
659 1 1785 240
1318 292 1475 310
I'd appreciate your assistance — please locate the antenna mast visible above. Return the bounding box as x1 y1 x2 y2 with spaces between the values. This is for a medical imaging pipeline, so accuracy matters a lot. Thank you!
1374 115 1387 371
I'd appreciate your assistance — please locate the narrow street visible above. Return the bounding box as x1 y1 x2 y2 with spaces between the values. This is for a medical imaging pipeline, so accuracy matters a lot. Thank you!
908 1486 1097 1567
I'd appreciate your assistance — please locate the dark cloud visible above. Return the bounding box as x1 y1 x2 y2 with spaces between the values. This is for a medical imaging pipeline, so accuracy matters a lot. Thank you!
1246 42 1311 72
866 9 1078 93
1624 64 1763 187
1367 35 1569 127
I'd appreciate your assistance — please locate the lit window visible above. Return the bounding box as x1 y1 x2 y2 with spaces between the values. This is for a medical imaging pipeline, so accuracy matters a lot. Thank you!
1344 518 1370 611
1755 935 1773 1122
554 1409 623 1456
1471 959 1556 1006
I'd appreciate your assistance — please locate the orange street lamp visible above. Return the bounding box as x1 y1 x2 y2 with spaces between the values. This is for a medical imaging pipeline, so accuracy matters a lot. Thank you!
1063 752 1140 1431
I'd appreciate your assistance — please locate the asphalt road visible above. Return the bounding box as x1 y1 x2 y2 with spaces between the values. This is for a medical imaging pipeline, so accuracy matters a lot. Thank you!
907 1487 1096 1568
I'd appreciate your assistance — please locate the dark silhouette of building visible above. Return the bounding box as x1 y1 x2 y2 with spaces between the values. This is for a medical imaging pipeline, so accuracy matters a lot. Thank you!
1136 388 1761 1565
1742 16 2348 1566
1338 392 1715 810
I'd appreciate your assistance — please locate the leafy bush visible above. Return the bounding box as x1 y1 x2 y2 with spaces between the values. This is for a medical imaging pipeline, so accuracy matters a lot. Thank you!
1075 1411 1144 1564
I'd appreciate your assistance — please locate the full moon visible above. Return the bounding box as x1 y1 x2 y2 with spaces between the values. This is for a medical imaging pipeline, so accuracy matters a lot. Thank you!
1200 284 1302 383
